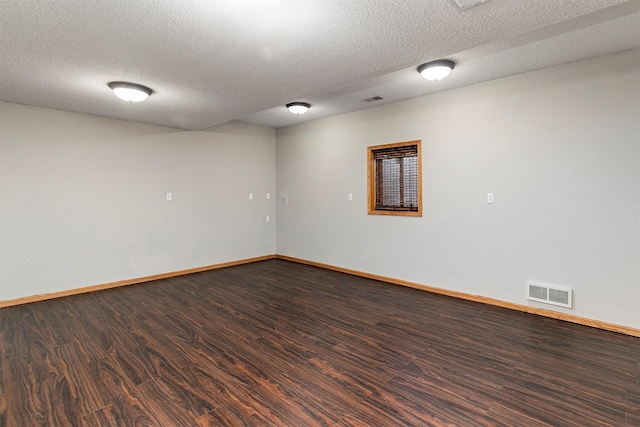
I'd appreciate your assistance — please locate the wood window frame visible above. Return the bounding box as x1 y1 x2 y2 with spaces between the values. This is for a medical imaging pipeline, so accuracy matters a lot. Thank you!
367 140 422 217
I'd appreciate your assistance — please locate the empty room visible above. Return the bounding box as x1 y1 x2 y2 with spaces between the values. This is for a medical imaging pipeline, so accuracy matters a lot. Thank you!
1 0 639 426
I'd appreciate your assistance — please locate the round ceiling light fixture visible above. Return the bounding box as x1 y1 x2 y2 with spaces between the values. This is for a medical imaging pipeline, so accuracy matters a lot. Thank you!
108 81 153 102
417 60 456 82
286 102 310 115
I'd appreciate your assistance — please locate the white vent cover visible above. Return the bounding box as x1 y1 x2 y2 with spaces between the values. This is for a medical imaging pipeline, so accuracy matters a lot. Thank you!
449 0 492 10
527 281 573 309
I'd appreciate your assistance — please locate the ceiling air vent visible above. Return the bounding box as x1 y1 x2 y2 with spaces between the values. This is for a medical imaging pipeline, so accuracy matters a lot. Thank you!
527 281 573 309
449 0 492 11
364 96 384 103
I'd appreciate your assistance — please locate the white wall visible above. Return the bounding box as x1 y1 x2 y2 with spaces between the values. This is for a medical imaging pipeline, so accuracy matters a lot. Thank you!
0 103 276 300
276 48 640 328
1 50 638 329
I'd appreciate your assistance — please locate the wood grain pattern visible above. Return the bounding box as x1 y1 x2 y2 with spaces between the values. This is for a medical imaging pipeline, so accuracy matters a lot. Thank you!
0 255 275 309
4 254 636 338
276 255 640 337
1 259 638 426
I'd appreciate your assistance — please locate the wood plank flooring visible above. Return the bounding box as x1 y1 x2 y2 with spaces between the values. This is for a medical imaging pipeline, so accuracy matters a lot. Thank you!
1 259 638 426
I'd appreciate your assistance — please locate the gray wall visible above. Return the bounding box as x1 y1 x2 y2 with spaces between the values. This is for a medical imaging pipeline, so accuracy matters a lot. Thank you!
276 49 640 328
0 104 276 300
1 49 638 329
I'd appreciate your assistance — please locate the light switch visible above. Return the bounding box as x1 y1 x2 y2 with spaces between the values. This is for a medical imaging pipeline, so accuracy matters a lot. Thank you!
266 193 271 200
249 193 253 200
166 192 172 201
487 193 495 204
266 216 270 222
348 193 353 201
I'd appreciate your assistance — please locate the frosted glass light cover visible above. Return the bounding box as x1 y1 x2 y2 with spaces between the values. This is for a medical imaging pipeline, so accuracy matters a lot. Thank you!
420 65 452 81
287 104 309 115
112 87 150 102
417 60 455 82
108 82 153 102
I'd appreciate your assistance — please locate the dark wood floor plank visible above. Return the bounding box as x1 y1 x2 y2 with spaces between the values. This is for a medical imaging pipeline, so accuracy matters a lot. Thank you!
626 411 640 426
133 378 212 426
2 259 639 426
92 357 163 426
97 330 156 388
0 354 6 426
3 355 79 427
183 362 278 426
82 404 129 427
47 341 110 421
281 356 466 427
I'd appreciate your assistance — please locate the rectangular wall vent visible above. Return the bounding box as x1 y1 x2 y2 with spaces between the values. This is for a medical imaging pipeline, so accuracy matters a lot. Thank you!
527 281 573 309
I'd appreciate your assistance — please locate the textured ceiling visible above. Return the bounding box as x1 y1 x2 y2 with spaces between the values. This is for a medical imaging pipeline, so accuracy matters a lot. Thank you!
1 0 638 130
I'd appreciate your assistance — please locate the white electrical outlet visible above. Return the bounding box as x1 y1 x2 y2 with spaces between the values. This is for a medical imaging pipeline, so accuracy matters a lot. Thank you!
487 193 495 204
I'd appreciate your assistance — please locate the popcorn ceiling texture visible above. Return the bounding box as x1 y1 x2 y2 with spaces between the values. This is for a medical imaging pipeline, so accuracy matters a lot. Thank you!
0 0 637 130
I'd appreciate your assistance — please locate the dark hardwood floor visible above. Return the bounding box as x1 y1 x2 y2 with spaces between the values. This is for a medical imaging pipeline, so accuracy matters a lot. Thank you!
1 259 638 426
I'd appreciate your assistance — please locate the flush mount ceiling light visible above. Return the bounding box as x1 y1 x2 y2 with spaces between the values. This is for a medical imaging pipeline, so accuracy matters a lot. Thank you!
417 60 456 82
286 102 310 115
108 82 153 102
